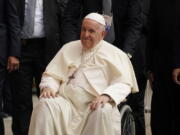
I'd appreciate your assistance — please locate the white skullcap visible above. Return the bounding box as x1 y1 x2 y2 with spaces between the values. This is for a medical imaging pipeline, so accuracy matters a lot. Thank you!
84 13 105 26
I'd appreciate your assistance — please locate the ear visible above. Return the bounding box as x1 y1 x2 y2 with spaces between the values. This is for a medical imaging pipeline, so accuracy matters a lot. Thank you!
101 30 106 39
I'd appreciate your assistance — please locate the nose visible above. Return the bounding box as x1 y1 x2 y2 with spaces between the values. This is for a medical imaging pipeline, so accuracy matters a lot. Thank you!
83 31 89 38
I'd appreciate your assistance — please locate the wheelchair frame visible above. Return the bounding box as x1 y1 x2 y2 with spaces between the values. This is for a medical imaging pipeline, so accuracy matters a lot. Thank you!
118 103 136 135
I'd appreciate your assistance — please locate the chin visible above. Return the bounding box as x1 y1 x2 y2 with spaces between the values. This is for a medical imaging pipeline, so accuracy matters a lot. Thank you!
82 42 90 46
84 44 94 50
84 45 91 49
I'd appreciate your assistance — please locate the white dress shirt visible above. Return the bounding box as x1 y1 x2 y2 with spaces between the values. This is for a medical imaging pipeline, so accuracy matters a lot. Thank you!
22 0 45 38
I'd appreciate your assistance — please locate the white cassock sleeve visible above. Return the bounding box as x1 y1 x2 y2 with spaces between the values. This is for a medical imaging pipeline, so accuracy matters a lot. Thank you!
102 82 131 105
39 75 60 93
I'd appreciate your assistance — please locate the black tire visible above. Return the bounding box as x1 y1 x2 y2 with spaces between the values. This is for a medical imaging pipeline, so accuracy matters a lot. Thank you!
119 105 136 135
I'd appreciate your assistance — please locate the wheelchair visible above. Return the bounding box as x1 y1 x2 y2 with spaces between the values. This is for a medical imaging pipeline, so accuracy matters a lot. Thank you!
118 102 136 135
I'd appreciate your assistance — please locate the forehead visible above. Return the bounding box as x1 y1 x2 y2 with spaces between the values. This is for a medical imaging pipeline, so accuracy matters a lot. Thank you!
82 19 101 29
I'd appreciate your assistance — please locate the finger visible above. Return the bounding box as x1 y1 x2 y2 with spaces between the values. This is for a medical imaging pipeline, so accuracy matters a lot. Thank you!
7 63 13 72
51 93 55 98
90 101 102 111
55 93 59 97
49 91 55 98
90 102 97 111
13 63 20 71
175 76 180 85
89 103 93 110
9 67 13 72
173 74 178 83
89 103 95 110
15 63 20 67
94 102 101 110
7 61 10 70
90 98 100 110
10 64 16 72
14 65 19 70
42 91 49 98
50 92 56 98
39 94 43 98
47 91 52 98
45 92 50 98
39 94 44 98
176 81 180 85
39 93 45 98
12 66 17 71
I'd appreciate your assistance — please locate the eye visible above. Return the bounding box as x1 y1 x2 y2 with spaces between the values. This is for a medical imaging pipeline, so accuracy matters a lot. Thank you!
89 29 95 33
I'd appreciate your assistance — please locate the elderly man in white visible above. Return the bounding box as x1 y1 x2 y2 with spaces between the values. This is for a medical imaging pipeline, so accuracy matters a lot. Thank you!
28 13 139 135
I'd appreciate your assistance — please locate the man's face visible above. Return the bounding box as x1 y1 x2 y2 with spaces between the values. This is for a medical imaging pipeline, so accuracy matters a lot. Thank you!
80 19 105 50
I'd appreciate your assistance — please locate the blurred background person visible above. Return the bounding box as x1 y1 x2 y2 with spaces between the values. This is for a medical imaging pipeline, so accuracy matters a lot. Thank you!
0 0 20 134
9 0 66 135
147 0 180 134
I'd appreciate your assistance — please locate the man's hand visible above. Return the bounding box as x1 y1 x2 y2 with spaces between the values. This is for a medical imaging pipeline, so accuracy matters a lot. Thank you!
172 68 180 85
40 88 58 98
90 95 112 111
7 56 20 72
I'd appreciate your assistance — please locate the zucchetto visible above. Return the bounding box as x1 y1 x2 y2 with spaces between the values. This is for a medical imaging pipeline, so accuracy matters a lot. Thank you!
84 13 106 26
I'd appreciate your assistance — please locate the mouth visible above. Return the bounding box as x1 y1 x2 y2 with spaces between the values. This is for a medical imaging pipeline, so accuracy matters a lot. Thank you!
82 38 91 41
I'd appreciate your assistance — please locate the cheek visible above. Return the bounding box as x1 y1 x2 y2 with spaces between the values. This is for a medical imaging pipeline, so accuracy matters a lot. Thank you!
80 32 84 39
94 35 101 41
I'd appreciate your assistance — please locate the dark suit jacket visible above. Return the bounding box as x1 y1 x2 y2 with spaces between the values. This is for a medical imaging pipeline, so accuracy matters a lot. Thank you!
0 0 20 65
16 0 64 64
147 2 180 135
147 0 178 73
0 0 20 113
174 1 180 68
173 38 180 68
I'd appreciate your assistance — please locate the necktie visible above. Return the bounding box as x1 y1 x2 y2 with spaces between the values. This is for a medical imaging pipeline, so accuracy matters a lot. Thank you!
22 0 36 38
102 0 115 43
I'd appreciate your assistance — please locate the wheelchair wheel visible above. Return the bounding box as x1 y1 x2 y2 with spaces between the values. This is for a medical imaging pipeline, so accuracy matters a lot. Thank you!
119 105 135 135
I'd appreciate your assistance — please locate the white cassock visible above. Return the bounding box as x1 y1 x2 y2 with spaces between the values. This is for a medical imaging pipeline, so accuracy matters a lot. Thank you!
28 40 139 135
